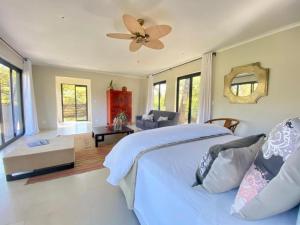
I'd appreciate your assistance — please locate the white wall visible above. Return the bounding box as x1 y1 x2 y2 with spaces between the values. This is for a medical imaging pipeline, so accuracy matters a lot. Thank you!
152 59 202 111
212 26 300 136
150 26 300 136
32 65 147 130
0 39 23 69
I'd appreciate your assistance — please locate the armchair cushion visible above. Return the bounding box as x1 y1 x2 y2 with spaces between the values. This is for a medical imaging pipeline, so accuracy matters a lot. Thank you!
136 115 142 121
143 120 158 129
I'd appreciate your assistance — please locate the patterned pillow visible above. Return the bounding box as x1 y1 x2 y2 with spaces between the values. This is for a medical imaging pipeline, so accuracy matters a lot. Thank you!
142 114 154 121
231 117 300 220
193 134 265 193
157 116 168 122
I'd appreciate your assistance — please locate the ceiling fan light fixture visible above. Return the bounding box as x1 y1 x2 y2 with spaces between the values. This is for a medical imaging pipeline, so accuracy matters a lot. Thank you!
106 14 172 52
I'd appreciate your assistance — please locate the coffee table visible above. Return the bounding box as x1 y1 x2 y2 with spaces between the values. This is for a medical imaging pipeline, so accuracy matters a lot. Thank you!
92 126 134 147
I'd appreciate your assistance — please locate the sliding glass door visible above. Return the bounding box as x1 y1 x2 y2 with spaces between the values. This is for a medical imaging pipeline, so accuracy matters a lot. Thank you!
0 59 24 149
176 72 201 124
61 84 88 122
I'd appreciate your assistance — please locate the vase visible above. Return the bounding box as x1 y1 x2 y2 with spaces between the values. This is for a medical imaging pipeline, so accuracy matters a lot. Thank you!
113 118 123 131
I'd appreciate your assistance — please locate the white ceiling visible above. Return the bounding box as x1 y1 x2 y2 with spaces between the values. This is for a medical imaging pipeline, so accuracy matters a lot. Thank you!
0 0 300 76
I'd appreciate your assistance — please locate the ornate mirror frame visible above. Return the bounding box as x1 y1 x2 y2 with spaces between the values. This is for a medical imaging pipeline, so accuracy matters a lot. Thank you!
224 62 269 104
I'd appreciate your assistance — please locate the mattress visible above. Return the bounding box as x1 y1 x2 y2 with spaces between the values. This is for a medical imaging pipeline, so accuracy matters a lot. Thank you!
133 135 297 225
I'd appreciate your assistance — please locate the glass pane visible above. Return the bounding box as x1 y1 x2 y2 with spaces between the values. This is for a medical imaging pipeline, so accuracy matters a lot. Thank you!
62 84 76 121
153 84 159 110
178 78 190 124
75 86 87 121
191 76 200 123
253 83 258 92
231 85 238 95
159 83 166 111
0 64 14 142
12 70 24 136
238 83 252 96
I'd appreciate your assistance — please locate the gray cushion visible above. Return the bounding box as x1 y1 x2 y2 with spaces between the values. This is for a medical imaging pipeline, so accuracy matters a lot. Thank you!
231 117 300 220
136 119 144 129
143 120 158 129
194 134 265 189
201 137 265 193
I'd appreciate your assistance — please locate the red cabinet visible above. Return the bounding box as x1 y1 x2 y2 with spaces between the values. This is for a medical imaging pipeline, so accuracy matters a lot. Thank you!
106 89 132 125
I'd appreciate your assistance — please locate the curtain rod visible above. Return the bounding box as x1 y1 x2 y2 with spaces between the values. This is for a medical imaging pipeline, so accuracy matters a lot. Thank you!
151 52 216 77
0 37 25 60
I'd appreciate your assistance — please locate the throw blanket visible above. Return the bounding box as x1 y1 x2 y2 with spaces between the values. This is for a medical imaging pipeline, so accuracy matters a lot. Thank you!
104 124 231 185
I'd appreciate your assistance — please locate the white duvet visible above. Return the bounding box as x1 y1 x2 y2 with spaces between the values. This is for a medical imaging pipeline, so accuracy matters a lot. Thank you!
103 123 231 185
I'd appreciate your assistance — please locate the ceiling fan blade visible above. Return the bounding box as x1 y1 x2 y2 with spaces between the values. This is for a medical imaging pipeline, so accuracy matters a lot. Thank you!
145 25 172 40
106 33 135 39
144 39 164 50
129 40 142 52
123 14 145 36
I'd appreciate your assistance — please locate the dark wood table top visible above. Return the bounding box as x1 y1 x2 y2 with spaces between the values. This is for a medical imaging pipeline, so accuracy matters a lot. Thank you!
92 126 134 135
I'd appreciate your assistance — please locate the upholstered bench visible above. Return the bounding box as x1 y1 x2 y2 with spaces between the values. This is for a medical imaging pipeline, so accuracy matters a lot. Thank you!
3 136 75 181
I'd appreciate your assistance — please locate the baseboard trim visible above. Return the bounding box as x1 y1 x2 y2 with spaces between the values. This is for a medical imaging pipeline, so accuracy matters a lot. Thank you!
6 162 75 182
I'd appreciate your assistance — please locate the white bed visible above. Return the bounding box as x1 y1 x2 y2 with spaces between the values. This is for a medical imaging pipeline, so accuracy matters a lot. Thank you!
133 135 298 225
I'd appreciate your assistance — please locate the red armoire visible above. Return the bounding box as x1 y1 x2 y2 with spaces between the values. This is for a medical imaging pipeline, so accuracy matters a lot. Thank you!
106 89 132 125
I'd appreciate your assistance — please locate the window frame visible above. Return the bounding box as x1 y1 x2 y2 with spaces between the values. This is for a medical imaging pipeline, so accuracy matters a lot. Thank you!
176 72 201 123
153 80 166 111
0 57 25 150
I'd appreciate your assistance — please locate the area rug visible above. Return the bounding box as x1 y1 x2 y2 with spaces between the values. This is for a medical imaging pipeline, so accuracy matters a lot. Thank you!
26 133 114 185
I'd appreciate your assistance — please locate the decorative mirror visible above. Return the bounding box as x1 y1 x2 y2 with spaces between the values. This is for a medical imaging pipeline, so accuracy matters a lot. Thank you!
224 63 269 104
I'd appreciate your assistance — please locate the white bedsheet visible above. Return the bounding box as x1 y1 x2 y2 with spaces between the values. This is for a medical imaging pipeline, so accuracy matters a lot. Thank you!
104 123 231 185
134 135 297 225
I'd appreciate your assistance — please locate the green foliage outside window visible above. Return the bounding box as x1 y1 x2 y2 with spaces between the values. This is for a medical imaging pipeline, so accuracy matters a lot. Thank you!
153 82 166 110
0 64 12 105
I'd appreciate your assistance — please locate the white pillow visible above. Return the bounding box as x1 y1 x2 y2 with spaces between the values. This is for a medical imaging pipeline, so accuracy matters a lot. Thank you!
157 116 168 122
142 114 154 121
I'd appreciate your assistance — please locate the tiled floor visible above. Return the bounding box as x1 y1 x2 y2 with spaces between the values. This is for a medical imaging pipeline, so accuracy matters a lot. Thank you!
0 130 140 225
57 121 92 135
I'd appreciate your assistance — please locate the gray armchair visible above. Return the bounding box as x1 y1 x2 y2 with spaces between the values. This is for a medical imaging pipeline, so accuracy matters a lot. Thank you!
136 110 179 130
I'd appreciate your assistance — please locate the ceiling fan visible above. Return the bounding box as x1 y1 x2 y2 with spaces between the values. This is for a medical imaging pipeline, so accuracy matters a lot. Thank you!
106 14 172 52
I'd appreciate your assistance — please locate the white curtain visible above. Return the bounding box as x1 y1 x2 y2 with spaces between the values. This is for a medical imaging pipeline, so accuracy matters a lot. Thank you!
145 75 153 113
197 52 213 124
23 60 39 135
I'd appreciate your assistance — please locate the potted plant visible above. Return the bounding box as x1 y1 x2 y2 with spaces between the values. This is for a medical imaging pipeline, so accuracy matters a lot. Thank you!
108 80 114 90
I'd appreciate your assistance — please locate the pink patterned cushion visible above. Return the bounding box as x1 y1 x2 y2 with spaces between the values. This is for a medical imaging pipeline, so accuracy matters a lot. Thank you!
231 117 300 220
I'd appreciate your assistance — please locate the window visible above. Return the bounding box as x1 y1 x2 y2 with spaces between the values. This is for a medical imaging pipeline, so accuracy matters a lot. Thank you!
0 58 24 149
153 81 166 111
231 82 258 96
176 73 201 124
61 84 88 121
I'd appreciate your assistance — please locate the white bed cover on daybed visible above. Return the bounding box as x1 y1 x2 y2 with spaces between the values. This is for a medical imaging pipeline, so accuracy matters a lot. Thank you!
133 135 297 225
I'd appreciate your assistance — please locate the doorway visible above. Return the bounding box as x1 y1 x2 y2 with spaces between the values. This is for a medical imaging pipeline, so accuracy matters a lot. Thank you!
61 84 88 122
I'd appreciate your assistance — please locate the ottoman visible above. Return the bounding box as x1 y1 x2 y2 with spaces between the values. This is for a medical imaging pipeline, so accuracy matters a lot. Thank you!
3 135 75 181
